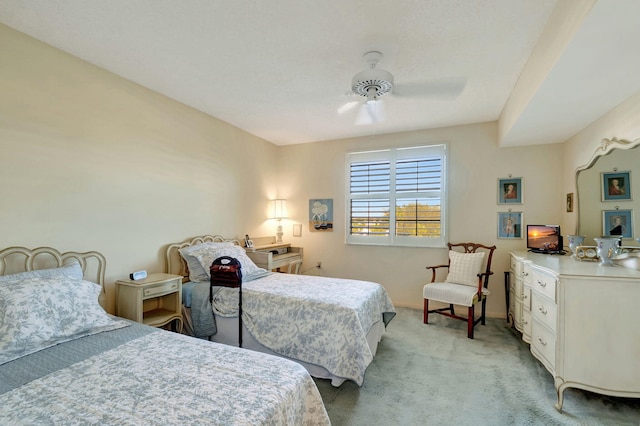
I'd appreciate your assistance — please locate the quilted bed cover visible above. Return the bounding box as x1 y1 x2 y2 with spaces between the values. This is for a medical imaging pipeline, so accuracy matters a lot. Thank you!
194 272 396 386
0 322 330 425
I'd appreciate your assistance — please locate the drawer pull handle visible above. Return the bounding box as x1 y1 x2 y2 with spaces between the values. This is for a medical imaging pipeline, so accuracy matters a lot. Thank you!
538 337 547 346
538 306 547 315
537 280 546 287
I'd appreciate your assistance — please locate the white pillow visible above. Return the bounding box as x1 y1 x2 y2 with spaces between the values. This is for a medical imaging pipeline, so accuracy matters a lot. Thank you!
445 250 485 287
0 258 83 286
191 244 267 280
179 242 235 282
0 276 127 365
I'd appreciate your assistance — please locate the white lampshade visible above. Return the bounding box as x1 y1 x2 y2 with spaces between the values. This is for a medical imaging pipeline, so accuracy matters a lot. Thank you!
269 199 288 220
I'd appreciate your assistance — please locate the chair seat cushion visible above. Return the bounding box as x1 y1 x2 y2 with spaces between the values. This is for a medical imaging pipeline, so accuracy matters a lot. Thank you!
423 282 490 307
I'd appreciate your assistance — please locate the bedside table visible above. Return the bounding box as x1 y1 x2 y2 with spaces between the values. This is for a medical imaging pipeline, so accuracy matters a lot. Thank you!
116 273 183 333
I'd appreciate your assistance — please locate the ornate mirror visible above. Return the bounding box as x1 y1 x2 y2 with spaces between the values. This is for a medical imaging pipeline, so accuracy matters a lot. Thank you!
576 137 640 242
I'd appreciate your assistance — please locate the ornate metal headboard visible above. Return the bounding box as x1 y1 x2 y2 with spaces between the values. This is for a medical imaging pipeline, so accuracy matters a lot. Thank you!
164 235 240 279
0 246 107 307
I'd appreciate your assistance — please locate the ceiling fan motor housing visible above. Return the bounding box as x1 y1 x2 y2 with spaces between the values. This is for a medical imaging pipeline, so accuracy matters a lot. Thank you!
351 68 394 99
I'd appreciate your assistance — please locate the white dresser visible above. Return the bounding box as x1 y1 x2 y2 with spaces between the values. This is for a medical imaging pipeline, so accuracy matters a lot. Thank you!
509 251 640 412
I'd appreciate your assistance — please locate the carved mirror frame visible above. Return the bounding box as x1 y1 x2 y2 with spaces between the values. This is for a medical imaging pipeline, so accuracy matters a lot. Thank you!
575 137 640 235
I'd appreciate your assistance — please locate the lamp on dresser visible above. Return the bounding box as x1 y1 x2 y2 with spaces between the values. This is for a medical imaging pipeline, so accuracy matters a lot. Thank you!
269 199 288 243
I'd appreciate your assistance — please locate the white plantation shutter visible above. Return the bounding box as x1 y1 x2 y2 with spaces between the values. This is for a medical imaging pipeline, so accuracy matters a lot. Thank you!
346 145 447 247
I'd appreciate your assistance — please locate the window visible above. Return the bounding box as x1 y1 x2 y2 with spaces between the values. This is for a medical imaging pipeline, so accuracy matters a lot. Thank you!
346 144 447 247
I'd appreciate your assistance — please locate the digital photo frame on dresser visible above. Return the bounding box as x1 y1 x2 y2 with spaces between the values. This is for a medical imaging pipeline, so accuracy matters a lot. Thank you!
526 224 564 254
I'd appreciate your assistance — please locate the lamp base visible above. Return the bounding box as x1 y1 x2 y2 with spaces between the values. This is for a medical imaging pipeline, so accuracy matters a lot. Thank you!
276 224 284 243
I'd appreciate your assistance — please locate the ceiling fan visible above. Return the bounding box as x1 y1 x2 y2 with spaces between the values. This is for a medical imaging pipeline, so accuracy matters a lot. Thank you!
339 51 393 125
339 51 467 125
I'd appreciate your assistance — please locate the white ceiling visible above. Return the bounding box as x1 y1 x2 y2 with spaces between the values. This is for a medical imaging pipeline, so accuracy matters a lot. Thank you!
1 1 639 146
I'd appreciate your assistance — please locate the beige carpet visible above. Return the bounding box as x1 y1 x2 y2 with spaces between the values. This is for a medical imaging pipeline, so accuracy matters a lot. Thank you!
315 307 640 426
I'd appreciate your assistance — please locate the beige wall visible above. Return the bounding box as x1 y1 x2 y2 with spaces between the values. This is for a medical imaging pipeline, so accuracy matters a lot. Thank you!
9 23 639 320
278 123 564 316
0 25 278 313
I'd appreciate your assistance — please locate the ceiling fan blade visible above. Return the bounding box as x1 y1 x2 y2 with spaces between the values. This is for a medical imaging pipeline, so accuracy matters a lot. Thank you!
355 99 384 125
337 101 359 115
393 78 467 99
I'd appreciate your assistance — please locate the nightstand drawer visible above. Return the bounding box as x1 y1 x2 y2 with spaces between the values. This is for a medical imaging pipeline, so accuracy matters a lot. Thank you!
143 279 179 298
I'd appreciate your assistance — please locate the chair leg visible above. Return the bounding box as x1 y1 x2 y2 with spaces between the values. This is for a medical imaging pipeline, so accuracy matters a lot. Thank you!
467 305 475 339
423 299 429 324
481 298 487 325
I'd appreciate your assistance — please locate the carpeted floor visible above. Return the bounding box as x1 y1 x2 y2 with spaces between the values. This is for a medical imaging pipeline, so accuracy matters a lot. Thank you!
315 307 640 426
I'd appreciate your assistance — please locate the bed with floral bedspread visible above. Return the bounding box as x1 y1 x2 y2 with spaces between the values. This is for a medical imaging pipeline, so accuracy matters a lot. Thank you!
0 246 330 425
173 237 396 388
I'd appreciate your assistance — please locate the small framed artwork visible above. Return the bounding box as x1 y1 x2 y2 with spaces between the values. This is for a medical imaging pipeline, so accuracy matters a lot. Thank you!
498 177 523 204
292 223 302 237
309 199 333 232
601 171 632 201
566 193 574 212
497 211 523 239
602 209 633 239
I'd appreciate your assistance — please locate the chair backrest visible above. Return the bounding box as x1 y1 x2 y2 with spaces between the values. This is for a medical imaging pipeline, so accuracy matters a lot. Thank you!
448 242 496 288
287 259 302 274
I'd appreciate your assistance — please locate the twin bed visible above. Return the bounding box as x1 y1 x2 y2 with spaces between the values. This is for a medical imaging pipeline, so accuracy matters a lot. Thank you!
0 246 330 425
165 234 396 387
1 235 395 423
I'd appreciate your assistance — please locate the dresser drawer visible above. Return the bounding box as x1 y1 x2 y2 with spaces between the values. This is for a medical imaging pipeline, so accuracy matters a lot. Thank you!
511 256 522 275
531 268 557 302
522 286 531 311
522 309 532 343
531 291 557 331
531 321 556 372
523 263 532 285
143 279 179 298
514 275 523 299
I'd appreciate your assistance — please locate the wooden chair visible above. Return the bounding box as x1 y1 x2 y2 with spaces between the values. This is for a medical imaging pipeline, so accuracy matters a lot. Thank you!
287 259 302 274
423 242 496 339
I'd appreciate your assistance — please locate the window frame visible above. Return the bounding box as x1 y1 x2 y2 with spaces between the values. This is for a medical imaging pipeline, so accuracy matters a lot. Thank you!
345 144 448 248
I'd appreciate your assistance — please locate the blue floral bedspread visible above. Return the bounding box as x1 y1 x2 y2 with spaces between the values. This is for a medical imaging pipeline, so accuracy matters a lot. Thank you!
0 327 330 425
202 273 396 386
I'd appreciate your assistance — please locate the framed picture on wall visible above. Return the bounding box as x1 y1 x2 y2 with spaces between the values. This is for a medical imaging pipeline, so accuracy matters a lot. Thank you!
602 209 633 239
601 171 632 201
309 199 333 232
497 211 523 239
498 177 523 204
566 193 574 212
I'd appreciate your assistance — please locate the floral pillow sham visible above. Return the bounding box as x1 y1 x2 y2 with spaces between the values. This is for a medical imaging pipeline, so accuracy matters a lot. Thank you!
179 242 236 282
191 244 269 282
0 275 127 365
0 258 84 286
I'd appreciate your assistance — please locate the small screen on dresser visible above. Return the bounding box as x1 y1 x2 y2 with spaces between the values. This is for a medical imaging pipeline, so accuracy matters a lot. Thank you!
527 225 563 254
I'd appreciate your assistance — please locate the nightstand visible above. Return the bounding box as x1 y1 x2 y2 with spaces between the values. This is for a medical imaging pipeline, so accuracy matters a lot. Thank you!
116 273 183 332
